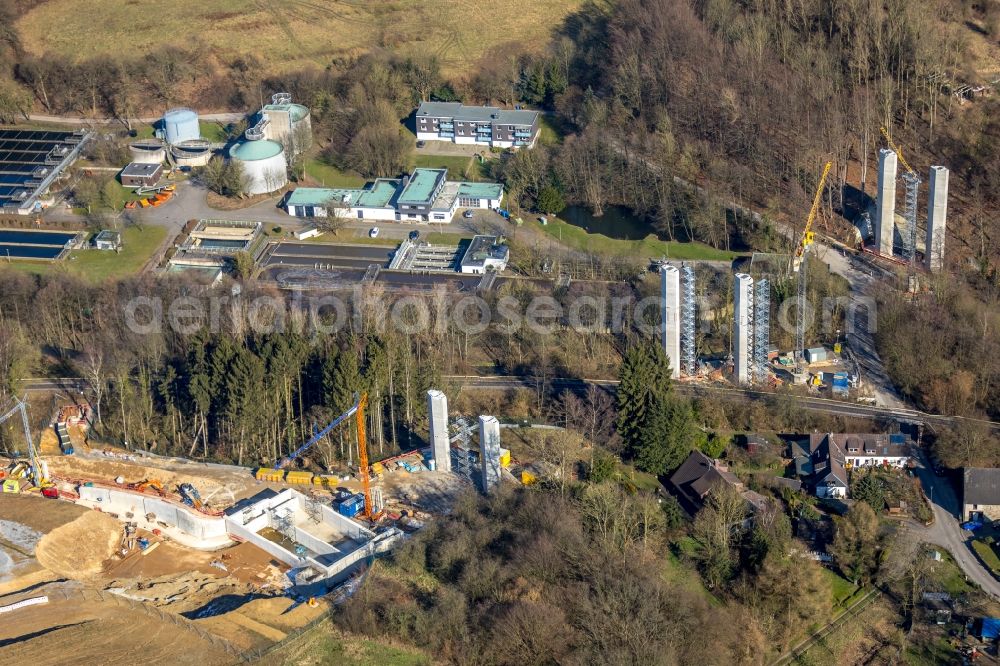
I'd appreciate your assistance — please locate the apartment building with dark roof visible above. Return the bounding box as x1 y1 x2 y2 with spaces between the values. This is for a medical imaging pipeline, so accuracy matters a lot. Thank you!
415 102 540 148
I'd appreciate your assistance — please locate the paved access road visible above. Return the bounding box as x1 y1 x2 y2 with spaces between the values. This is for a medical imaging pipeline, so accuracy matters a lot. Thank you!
909 453 1000 598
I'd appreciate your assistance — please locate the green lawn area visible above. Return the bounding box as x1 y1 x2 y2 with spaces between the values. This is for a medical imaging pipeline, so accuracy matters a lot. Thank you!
661 550 720 605
198 121 230 143
133 120 230 143
973 539 1000 575
424 231 471 246
928 549 977 597
5 226 167 282
411 154 478 180
822 568 859 607
299 230 401 247
536 216 742 261
537 114 566 146
304 158 368 188
272 619 429 666
615 462 661 492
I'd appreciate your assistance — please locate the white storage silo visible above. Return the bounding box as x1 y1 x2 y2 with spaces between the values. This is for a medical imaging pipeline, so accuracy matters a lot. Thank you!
163 108 200 145
228 140 288 195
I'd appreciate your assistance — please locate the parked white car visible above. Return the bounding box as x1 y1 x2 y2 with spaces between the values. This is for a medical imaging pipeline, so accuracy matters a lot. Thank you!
369 227 379 238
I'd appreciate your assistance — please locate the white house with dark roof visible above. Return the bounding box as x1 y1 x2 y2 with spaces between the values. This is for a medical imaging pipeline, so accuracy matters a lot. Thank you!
790 433 912 499
415 102 540 148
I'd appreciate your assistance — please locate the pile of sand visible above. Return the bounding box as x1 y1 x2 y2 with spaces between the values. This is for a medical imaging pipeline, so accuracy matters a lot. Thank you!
35 510 120 579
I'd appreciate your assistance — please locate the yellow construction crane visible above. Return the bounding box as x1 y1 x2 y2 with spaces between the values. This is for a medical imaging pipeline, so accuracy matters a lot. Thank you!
794 162 833 358
880 126 916 175
792 161 833 273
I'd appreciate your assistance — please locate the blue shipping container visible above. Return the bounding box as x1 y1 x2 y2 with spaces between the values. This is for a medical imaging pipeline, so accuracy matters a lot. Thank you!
338 495 365 518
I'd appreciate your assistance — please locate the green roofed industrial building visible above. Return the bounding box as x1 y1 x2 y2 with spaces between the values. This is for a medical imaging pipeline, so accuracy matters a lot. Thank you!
285 168 503 223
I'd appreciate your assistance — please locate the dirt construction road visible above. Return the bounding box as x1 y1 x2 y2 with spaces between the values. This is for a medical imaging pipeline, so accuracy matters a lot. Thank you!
0 582 236 665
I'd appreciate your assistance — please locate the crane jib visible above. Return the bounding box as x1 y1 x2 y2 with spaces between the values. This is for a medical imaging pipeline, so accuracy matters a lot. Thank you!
275 403 359 470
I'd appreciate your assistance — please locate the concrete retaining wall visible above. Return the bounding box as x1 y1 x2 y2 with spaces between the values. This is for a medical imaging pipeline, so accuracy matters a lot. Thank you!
318 503 374 541
292 526 337 557
226 520 308 569
78 486 228 542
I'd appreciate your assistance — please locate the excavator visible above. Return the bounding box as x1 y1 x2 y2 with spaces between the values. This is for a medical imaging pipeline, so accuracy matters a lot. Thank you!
128 479 166 496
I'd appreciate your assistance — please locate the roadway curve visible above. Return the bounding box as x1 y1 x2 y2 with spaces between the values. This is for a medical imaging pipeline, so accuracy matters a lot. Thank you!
909 451 1000 598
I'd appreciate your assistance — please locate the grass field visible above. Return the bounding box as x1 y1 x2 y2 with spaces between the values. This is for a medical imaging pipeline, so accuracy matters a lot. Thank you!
16 0 584 77
304 158 368 188
267 619 429 666
5 226 167 282
973 539 1000 575
411 154 477 180
821 568 859 607
536 216 743 262
134 121 230 142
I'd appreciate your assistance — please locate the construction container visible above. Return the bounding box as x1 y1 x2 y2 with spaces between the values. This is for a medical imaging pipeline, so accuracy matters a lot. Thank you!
311 475 336 487
499 449 511 468
285 471 314 485
2 478 25 493
338 494 364 518
804 347 827 363
255 468 285 482
371 462 385 476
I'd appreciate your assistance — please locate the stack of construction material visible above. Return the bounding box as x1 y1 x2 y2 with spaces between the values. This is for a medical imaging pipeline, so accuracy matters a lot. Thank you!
56 422 73 454
255 468 286 482
285 471 313 485
311 475 337 487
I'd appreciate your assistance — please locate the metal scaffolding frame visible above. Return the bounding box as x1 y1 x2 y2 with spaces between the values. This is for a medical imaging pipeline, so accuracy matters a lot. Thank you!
796 255 808 356
681 264 697 375
450 417 476 482
271 507 296 544
753 279 770 385
901 172 921 262
745 277 755 380
304 496 323 524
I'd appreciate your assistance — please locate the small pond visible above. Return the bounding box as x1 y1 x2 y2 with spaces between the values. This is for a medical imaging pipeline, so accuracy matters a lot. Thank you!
560 205 654 240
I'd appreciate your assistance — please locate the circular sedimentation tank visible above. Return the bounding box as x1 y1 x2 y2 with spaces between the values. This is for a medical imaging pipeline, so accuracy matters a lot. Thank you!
129 140 166 165
229 140 288 195
163 108 200 145
171 139 212 168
